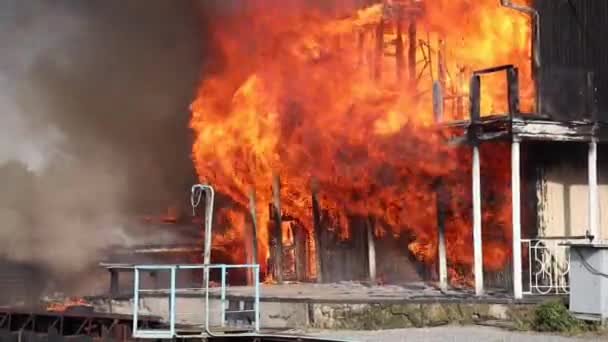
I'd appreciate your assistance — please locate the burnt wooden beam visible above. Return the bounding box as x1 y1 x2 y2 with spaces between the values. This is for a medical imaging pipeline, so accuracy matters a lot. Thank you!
294 225 307 281
442 114 608 144
395 18 404 82
507 67 520 117
374 20 384 81
438 38 447 87
474 64 514 75
469 74 481 122
407 20 417 87
456 69 465 118
512 118 596 141
311 179 324 283
271 174 284 284
248 189 258 285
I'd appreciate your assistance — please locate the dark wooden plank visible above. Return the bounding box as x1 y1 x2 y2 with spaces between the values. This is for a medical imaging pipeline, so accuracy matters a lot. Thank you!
271 175 284 284
310 181 324 283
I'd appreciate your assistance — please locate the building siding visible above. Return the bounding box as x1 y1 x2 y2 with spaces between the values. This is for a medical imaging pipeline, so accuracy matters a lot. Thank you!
533 0 608 120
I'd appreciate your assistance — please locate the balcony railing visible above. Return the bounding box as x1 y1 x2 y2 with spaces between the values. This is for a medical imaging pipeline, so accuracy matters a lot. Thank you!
522 237 588 295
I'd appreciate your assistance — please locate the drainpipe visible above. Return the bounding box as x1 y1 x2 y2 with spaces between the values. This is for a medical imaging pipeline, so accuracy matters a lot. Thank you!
500 0 541 114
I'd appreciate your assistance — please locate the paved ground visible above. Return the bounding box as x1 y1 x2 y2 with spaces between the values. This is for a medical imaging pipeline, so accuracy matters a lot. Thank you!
286 326 605 341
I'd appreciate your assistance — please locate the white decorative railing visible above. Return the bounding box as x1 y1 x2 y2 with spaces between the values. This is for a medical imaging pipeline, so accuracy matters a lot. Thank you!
522 237 588 295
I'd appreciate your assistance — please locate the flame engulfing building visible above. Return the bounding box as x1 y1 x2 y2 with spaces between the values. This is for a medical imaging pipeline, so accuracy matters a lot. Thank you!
185 0 608 298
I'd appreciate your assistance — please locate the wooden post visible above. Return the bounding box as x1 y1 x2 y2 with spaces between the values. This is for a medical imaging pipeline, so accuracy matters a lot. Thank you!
395 17 404 82
407 20 417 88
366 217 377 283
248 189 258 285
511 138 523 299
472 144 484 296
272 174 284 283
436 181 448 291
374 20 384 81
438 38 447 88
433 73 447 290
294 225 306 281
469 75 481 121
311 179 324 283
507 67 520 117
588 138 599 240
456 68 465 118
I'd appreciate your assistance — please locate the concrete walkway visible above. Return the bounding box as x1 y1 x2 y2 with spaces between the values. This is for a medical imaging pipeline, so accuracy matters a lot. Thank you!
288 326 605 341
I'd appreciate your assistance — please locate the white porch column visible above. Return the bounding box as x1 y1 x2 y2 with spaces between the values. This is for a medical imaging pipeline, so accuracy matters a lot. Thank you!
472 144 484 296
588 138 599 240
511 138 523 299
436 186 448 291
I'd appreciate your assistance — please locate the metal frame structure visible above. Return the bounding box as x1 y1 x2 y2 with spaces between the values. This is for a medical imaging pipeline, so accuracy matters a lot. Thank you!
132 263 260 339
0 308 161 342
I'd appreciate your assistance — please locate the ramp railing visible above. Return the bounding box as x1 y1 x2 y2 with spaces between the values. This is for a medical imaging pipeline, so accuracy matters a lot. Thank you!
132 263 260 339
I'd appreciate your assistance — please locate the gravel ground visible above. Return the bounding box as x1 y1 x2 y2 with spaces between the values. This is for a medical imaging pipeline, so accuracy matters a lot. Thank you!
286 326 606 341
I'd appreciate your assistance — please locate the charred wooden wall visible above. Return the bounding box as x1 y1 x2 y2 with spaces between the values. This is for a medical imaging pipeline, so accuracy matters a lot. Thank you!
533 0 608 120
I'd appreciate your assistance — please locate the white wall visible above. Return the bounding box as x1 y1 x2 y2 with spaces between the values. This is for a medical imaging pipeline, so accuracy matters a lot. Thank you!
537 160 608 240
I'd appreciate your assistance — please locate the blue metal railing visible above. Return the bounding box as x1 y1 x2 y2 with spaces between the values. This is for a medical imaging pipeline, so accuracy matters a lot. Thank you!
132 263 260 339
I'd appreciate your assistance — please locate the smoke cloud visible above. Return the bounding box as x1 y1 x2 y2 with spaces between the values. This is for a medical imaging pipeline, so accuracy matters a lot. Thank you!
0 0 204 286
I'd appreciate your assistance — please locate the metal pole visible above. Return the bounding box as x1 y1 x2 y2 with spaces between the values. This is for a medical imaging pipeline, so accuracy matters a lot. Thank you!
169 266 176 337
588 138 599 240
472 145 484 296
512 139 523 299
132 268 139 335
191 184 215 265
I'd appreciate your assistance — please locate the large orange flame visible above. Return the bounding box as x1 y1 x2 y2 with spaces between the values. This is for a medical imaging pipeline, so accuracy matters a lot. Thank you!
190 0 531 281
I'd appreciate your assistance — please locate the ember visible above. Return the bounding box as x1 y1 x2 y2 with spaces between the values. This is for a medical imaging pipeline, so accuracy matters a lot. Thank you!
190 0 532 283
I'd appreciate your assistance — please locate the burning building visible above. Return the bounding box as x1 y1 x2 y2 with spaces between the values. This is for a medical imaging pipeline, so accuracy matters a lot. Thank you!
1 0 608 325
189 0 530 290
185 0 608 298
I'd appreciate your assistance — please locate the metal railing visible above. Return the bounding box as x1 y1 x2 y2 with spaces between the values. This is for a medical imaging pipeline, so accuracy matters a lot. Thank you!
132 263 260 339
522 237 587 295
